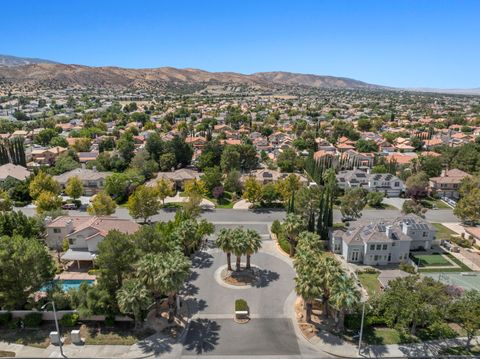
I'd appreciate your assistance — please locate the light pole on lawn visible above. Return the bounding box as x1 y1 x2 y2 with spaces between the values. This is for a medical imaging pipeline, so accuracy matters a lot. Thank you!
358 300 366 356
42 300 65 357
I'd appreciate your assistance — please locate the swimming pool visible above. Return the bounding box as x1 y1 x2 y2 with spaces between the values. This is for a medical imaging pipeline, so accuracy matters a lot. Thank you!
40 279 95 292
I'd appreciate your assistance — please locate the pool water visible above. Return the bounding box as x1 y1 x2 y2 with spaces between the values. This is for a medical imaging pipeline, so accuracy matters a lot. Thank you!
40 279 94 292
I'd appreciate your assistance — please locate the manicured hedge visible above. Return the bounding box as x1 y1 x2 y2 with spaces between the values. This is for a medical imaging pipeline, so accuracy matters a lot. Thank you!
235 299 248 312
23 312 43 327
0 312 12 326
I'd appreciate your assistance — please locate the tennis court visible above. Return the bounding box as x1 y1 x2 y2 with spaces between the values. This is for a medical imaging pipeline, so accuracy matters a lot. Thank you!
422 272 480 290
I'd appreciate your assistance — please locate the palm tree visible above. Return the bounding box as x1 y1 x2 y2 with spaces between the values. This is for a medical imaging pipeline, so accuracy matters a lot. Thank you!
135 254 165 315
295 270 322 323
330 275 360 331
244 229 262 270
161 252 191 322
232 227 247 271
317 256 342 318
216 228 235 271
117 279 151 330
282 213 306 257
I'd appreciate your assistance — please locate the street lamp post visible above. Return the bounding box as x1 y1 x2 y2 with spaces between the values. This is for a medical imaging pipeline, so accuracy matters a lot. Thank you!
42 300 65 357
358 300 366 356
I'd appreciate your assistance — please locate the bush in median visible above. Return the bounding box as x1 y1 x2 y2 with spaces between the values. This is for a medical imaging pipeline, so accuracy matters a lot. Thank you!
235 299 248 312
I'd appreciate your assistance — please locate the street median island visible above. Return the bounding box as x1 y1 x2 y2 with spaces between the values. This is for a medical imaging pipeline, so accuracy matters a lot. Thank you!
221 266 260 287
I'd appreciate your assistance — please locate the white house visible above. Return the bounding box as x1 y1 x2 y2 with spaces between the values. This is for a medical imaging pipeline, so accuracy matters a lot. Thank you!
331 215 436 266
336 169 404 197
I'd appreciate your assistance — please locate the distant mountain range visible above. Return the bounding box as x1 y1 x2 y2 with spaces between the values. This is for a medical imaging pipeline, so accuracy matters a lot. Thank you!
0 54 60 67
0 54 478 94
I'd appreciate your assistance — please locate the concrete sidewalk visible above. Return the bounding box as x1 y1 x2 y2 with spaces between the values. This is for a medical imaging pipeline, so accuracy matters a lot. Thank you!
311 330 480 358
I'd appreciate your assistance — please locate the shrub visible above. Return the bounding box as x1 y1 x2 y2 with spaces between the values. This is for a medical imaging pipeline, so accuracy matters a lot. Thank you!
358 268 379 274
0 312 12 326
270 220 282 236
344 313 362 331
417 322 457 341
23 312 43 327
60 313 79 327
235 299 248 312
399 263 416 274
332 222 347 231
277 233 290 254
366 315 387 326
105 314 115 326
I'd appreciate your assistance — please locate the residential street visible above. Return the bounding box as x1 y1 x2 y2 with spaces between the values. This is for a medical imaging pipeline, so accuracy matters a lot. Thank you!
16 206 459 224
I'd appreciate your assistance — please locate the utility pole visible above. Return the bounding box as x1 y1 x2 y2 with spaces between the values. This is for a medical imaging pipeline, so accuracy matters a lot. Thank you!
358 300 366 356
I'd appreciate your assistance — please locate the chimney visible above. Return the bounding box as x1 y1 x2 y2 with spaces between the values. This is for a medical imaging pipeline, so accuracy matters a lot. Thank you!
385 225 392 239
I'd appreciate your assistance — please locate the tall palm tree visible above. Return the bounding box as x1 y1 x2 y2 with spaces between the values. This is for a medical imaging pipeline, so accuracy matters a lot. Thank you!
232 227 247 271
330 275 360 331
117 279 151 330
161 252 191 322
216 228 235 271
295 270 322 323
135 253 165 315
282 213 306 257
244 229 262 270
317 256 342 318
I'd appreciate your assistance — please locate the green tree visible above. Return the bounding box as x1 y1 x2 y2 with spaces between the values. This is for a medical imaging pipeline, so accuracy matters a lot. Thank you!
96 230 136 293
449 290 480 350
242 177 262 206
405 172 429 199
158 153 177 172
0 235 55 309
355 139 378 153
261 183 279 206
282 213 306 257
156 178 175 205
340 188 367 219
65 176 83 199
244 229 262 270
87 191 117 215
220 146 241 172
366 191 384 208
224 170 241 194
200 166 223 194
29 171 60 199
216 228 236 271
0 190 12 212
117 279 150 330
127 185 160 223
330 275 360 331
35 191 62 214
454 188 480 224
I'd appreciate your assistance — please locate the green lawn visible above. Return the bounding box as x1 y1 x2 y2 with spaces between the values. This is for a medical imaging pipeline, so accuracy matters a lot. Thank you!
364 327 406 345
358 273 382 297
410 253 452 267
418 253 472 273
432 223 457 241
421 198 451 209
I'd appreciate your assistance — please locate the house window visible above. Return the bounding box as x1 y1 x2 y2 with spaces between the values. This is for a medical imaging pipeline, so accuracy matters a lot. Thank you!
394 182 400 187
388 253 391 262
376 244 382 250
392 242 396 247
382 244 387 250
374 255 379 261
69 238 74 245
370 244 375 250
53 228 61 233
423 231 428 237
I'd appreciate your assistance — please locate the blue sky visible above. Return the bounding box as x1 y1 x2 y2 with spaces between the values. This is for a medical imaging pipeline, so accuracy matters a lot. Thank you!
2 0 479 88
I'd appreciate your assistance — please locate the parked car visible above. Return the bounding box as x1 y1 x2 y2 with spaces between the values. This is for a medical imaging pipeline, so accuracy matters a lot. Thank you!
61 203 77 210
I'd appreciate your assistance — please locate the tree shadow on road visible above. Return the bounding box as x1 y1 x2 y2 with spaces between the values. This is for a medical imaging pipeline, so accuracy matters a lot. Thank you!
191 251 214 269
252 268 280 288
136 333 175 356
182 318 221 354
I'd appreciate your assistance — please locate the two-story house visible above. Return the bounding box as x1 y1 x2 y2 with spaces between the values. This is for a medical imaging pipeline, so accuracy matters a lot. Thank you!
46 216 140 268
429 169 470 200
336 169 404 197
54 168 112 196
331 214 436 266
